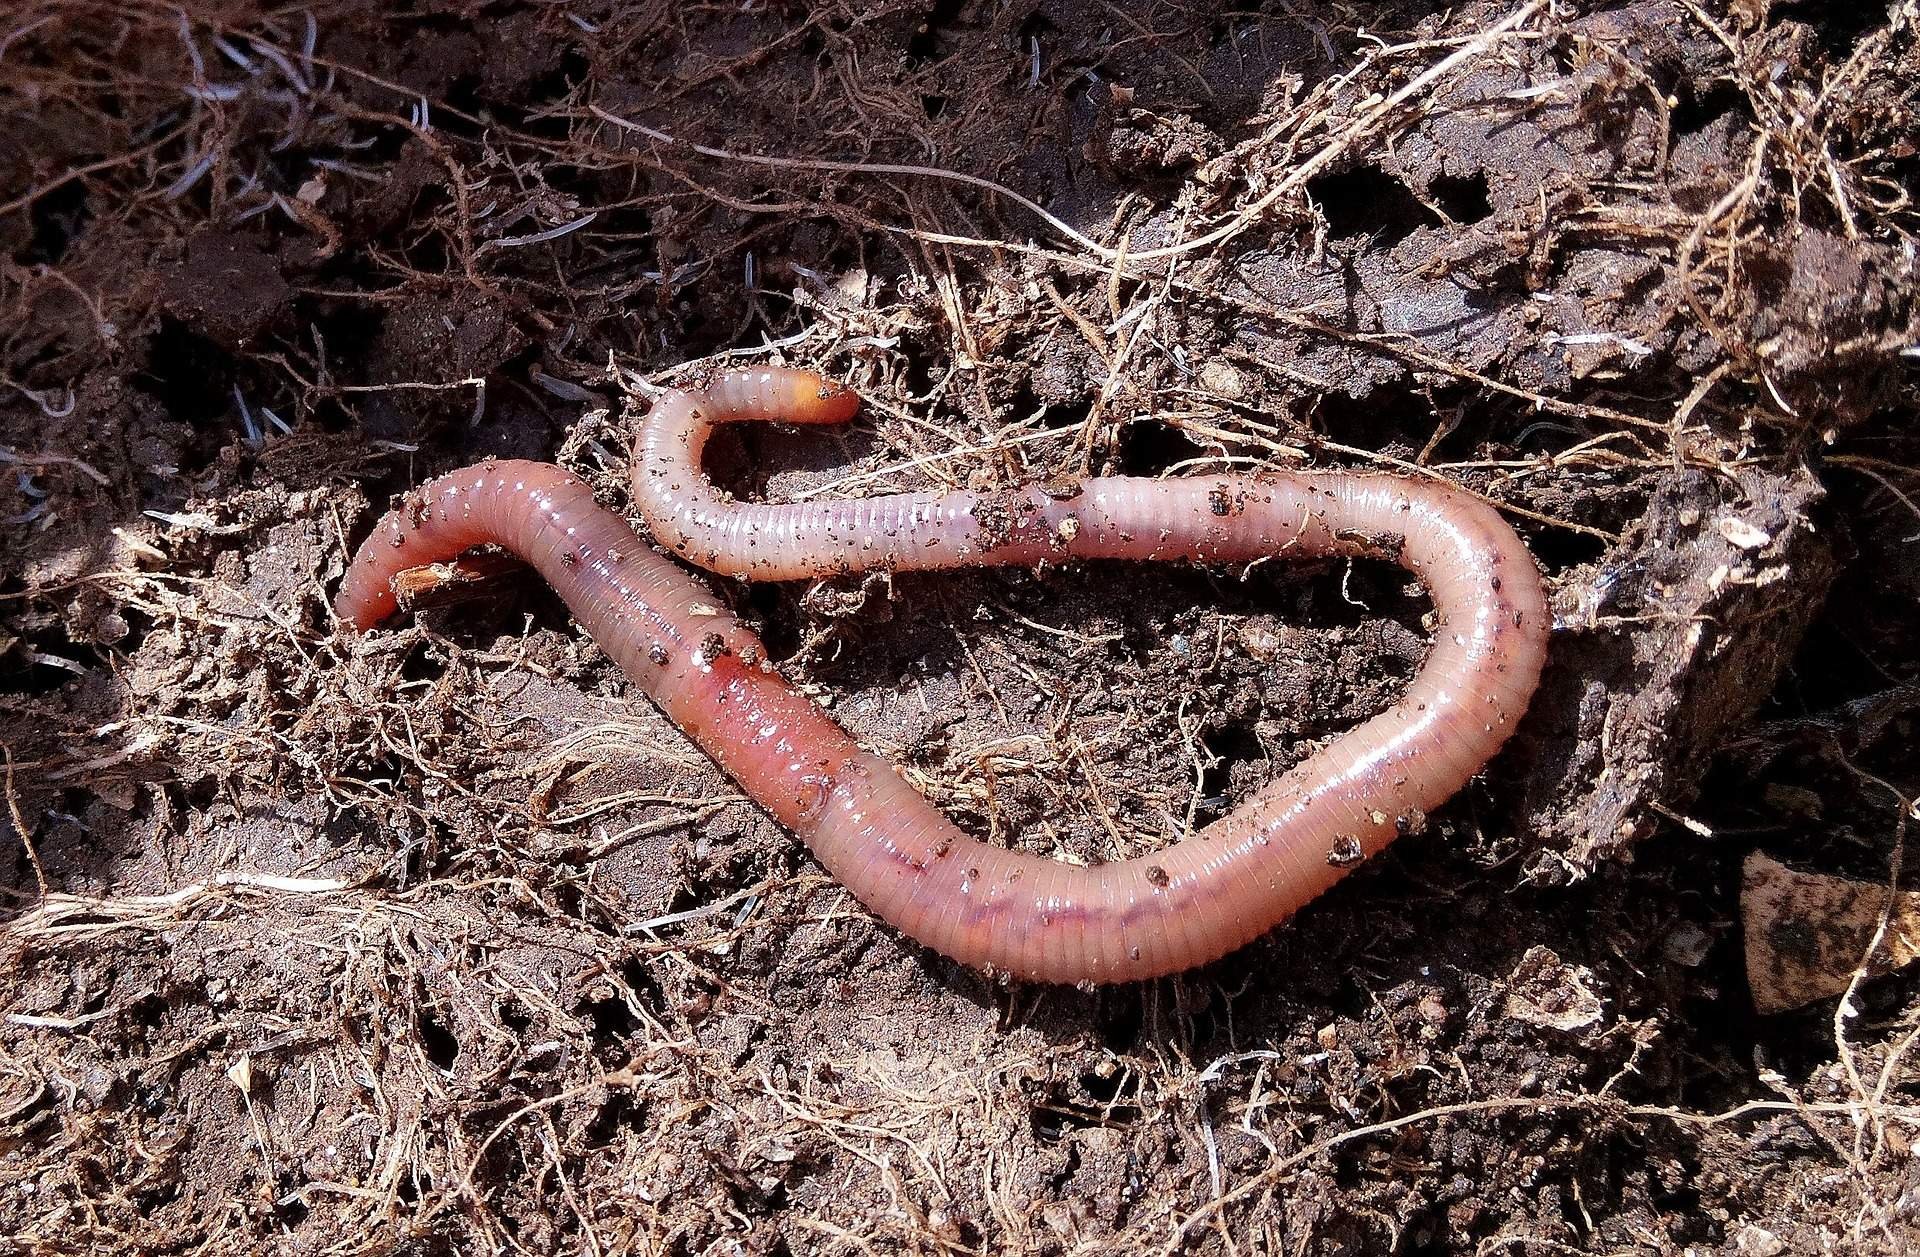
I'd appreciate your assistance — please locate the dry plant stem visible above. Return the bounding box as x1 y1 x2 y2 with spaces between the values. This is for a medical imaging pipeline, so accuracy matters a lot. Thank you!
339 369 1549 983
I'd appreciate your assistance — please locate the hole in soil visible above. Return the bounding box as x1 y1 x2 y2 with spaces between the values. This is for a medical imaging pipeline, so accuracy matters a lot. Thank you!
137 1082 172 1117
662 883 704 919
1080 1066 1137 1107
1036 392 1092 434
419 1007 460 1070
582 992 636 1040
921 93 948 119
57 787 90 823
1016 12 1056 43
1646 1146 1705 1216
442 74 484 123
548 878 583 920
519 47 592 136
1115 419 1206 476
1670 81 1748 138
1029 1104 1074 1144
357 120 413 164
1306 385 1433 459
578 961 664 1062
620 956 664 1011
582 1090 647 1145
898 351 940 404
674 297 709 344
1307 165 1438 246
1520 516 1610 575
303 296 385 376
1197 721 1265 813
1430 170 1492 225
1030 1089 1140 1144
1772 3 1887 52
907 0 966 65
19 181 89 265
1 628 96 696
742 581 802 659
131 1176 183 1214
1765 613 1912 724
136 317 236 425
1097 987 1145 1051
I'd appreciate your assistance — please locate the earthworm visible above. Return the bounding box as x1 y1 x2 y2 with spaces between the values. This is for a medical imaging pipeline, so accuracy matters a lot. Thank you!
338 368 1549 983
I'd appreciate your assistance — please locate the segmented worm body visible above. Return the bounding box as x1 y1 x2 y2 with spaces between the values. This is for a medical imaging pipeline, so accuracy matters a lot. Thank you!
338 368 1549 983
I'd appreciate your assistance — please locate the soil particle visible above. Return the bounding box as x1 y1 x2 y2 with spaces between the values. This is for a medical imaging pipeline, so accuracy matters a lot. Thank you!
1526 465 1837 867
1092 105 1226 181
162 230 292 351
1734 229 1918 425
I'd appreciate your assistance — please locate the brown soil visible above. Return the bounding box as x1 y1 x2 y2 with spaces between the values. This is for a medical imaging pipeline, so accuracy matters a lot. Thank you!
3 2 1919 1253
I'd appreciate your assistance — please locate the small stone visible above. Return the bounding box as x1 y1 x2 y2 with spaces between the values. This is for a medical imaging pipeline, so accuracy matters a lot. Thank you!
1732 1224 1786 1257
1743 852 1920 1014
1198 359 1247 400
1326 834 1364 867
1663 921 1713 968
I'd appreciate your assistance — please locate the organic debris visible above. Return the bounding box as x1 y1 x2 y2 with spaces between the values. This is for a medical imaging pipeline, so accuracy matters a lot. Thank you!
1743 851 1920 1015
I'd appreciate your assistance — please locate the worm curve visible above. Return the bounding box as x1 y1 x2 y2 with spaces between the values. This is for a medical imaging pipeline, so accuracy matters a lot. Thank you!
338 368 1549 984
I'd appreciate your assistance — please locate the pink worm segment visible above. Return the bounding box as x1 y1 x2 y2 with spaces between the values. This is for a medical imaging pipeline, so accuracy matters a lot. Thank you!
338 368 1549 984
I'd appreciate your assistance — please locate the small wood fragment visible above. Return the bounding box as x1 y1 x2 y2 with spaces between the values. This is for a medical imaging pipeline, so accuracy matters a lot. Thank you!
391 550 524 613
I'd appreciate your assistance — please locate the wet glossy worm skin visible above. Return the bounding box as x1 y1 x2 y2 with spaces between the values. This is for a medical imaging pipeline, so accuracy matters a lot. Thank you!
339 368 1549 984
